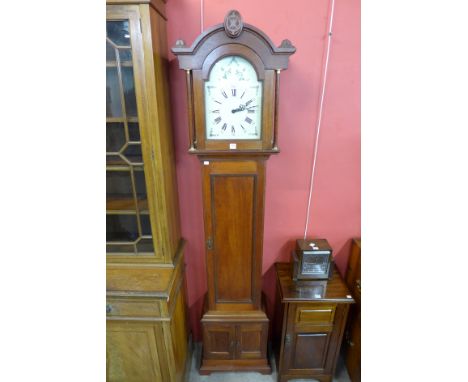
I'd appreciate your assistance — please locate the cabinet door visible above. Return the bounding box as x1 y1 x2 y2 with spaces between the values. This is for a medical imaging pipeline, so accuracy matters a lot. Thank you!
202 160 266 311
236 323 268 360
285 332 331 371
203 323 236 360
107 321 163 382
345 310 361 382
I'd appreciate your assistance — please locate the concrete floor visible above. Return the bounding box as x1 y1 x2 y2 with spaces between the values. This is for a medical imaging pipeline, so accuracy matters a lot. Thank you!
188 343 351 382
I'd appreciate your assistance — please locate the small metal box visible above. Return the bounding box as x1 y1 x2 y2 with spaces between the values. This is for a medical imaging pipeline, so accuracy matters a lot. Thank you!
292 239 334 280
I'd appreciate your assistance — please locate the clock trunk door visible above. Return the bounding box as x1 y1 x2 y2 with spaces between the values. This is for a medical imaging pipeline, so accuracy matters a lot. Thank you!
202 159 266 311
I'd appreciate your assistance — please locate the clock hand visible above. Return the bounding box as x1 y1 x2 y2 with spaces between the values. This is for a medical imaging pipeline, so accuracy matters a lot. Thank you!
231 104 247 113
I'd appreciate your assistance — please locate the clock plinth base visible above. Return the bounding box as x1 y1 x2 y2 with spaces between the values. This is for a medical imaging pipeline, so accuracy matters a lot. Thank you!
199 357 271 375
200 296 271 374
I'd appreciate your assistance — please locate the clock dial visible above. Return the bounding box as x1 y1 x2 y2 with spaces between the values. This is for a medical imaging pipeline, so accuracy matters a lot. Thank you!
204 56 262 140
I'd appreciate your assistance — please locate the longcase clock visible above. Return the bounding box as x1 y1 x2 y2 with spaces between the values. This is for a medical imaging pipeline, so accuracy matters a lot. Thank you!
172 10 295 374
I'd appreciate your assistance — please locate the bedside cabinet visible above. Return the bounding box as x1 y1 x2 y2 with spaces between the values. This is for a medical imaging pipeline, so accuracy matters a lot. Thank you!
273 263 354 382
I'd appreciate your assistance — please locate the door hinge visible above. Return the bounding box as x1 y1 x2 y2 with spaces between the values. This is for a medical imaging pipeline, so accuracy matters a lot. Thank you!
206 237 213 250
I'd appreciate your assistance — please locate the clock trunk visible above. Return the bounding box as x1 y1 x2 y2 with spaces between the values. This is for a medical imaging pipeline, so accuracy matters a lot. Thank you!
202 158 266 311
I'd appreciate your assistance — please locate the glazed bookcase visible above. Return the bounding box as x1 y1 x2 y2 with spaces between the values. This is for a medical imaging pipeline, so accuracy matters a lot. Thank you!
106 1 190 381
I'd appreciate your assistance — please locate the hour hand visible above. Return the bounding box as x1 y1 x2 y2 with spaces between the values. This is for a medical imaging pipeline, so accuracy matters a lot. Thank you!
231 104 246 113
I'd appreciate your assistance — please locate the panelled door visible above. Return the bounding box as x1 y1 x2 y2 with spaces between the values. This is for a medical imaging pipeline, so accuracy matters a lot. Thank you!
107 321 163 382
203 323 236 360
236 323 268 360
201 159 266 311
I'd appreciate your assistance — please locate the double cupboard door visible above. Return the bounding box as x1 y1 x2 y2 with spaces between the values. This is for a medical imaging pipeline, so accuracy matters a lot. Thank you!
203 322 268 361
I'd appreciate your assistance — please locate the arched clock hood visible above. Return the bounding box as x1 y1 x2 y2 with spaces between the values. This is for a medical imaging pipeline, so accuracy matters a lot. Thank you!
172 10 296 71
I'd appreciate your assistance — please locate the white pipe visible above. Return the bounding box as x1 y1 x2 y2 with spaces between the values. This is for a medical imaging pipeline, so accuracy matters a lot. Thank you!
200 0 204 33
304 0 336 240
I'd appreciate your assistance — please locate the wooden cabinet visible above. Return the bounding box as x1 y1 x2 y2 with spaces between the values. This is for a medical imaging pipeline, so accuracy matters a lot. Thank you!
343 238 361 382
274 263 354 382
106 1 190 381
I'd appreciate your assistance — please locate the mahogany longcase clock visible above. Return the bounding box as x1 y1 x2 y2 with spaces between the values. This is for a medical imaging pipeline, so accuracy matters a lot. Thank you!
172 10 295 374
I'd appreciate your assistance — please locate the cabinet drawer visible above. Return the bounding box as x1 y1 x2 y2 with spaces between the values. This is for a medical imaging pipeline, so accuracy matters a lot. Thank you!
295 304 336 325
106 298 161 318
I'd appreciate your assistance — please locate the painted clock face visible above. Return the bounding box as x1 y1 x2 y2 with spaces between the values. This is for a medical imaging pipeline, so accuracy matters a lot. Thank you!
204 55 262 140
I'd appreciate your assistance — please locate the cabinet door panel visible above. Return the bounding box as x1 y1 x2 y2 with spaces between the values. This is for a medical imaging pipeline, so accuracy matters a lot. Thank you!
203 323 235 360
290 333 330 370
236 323 268 359
202 160 266 310
345 310 361 382
212 174 254 303
107 322 162 382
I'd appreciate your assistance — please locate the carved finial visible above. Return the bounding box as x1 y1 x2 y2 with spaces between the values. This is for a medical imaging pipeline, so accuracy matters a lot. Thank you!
224 10 243 38
279 39 294 49
175 39 186 48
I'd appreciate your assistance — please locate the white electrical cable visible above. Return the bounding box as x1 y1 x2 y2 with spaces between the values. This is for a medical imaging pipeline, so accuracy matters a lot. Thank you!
200 0 204 33
303 0 336 240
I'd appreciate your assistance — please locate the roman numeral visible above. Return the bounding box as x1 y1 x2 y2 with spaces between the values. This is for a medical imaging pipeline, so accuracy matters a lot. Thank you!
245 117 253 124
231 125 236 133
241 124 246 131
221 89 228 98
214 100 222 104
245 99 253 106
248 109 255 114
231 88 237 97
240 90 246 99
222 123 227 131
214 117 222 124
212 109 220 113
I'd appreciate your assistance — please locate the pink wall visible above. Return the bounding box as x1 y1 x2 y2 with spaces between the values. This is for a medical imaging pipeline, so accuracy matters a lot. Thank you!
167 0 360 340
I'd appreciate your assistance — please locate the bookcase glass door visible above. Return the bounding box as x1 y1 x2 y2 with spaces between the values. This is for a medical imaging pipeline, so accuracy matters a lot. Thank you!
106 18 154 256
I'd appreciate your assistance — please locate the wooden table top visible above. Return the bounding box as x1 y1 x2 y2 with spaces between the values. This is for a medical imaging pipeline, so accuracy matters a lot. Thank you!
275 262 355 304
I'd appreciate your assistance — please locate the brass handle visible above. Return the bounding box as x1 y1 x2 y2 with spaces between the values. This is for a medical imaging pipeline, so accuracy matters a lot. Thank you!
356 279 361 292
106 304 112 314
